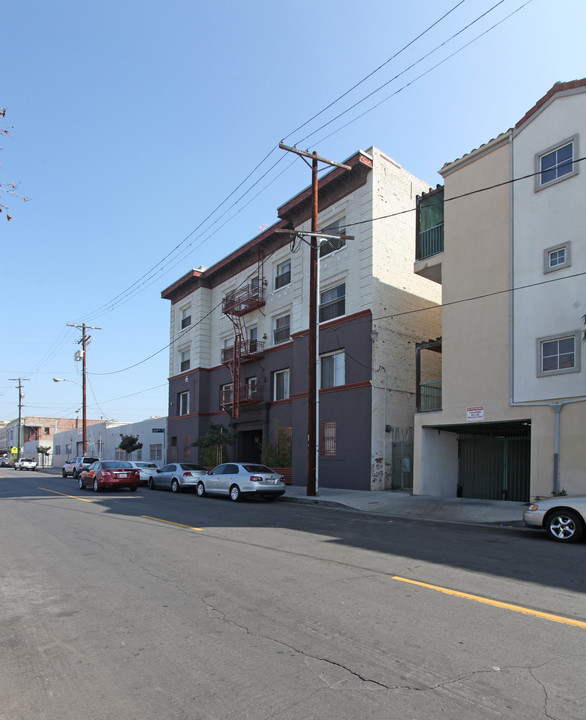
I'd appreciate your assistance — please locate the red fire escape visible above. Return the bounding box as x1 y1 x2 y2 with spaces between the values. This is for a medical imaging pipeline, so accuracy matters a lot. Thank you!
221 253 266 418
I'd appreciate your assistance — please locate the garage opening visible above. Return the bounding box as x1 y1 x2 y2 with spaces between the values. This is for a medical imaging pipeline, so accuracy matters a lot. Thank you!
457 422 531 502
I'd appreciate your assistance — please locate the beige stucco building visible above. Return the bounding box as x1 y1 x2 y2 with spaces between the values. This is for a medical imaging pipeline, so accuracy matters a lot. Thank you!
413 80 586 502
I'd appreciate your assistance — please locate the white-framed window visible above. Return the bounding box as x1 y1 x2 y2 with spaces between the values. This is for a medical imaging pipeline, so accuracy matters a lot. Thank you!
245 375 258 400
273 314 291 344
536 136 579 190
537 332 581 376
180 347 190 373
180 305 192 330
179 391 190 416
275 259 291 289
319 217 346 258
319 283 345 322
248 326 259 353
543 242 571 273
150 444 162 462
320 350 345 389
274 369 290 401
220 382 233 406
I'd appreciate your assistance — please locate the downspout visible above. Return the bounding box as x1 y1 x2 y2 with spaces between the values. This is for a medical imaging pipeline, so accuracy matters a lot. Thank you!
551 402 563 496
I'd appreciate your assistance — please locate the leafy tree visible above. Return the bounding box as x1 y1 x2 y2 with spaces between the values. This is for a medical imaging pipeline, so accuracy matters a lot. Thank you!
37 445 51 468
118 434 143 457
192 423 237 466
258 422 292 467
1 109 29 221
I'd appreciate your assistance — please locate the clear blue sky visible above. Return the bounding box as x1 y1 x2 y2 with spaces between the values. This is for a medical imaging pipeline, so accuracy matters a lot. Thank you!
1 0 584 423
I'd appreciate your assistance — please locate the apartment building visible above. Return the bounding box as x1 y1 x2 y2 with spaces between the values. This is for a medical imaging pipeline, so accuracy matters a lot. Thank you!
162 147 441 490
413 80 586 502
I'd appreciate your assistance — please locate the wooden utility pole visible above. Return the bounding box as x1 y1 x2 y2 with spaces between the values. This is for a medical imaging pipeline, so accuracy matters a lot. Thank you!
278 144 351 496
9 377 29 460
67 323 101 455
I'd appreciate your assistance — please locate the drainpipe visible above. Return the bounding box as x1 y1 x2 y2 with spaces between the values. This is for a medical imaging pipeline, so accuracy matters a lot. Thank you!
551 402 563 496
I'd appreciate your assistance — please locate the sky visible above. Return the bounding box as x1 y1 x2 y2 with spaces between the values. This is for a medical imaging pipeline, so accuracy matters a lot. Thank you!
1 0 584 424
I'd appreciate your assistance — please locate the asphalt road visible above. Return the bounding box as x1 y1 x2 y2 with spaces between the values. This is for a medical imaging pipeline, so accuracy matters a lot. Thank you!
1 469 584 720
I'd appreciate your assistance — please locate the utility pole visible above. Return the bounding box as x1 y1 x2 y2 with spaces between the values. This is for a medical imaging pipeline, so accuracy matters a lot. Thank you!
9 377 29 460
67 323 101 454
278 144 351 496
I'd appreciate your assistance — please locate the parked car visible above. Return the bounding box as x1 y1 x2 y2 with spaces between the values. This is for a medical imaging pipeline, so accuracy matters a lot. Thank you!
523 496 586 543
14 458 38 471
149 463 207 493
196 462 286 502
62 456 100 478
1 457 14 468
127 461 160 486
78 461 140 492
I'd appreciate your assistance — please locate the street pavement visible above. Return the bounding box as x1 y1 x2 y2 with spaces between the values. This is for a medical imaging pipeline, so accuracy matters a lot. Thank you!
38 466 527 527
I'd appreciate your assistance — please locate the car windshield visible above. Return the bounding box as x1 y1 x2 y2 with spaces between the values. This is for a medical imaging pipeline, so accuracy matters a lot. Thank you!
180 464 205 471
242 464 275 473
102 461 132 469
136 462 157 468
84 458 99 463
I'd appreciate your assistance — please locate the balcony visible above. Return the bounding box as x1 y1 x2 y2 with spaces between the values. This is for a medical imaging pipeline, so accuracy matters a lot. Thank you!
417 224 444 260
221 339 265 364
418 381 442 412
415 186 444 284
221 383 265 407
222 284 265 316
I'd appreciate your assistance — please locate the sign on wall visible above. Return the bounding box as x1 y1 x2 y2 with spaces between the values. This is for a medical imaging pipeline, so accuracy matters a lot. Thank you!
466 406 484 421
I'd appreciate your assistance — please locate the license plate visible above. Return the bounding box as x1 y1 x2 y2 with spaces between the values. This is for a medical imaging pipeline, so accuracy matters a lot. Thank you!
118 473 127 478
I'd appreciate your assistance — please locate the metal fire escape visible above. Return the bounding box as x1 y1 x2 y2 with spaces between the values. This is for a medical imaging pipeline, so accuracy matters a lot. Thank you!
221 252 266 418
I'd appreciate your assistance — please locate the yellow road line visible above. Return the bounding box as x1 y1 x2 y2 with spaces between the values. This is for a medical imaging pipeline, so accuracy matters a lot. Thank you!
142 515 202 532
392 576 586 629
39 487 94 503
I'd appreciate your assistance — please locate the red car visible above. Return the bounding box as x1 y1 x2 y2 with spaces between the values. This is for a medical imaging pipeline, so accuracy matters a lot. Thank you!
79 461 140 492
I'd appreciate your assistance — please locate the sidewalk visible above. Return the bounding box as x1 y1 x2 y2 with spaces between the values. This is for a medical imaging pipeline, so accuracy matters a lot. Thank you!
282 485 527 527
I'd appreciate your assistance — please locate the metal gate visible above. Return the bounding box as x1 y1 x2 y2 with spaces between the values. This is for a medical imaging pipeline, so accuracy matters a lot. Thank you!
391 427 413 490
458 426 530 502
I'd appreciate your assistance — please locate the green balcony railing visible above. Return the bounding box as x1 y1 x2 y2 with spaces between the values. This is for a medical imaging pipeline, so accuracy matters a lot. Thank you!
418 381 442 412
417 223 444 260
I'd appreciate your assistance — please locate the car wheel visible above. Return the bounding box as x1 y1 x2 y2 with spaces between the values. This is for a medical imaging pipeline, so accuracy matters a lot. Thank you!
229 484 241 502
171 478 180 493
546 510 584 543
148 477 155 490
130 486 137 492
72 469 78 479
78 477 84 490
93 478 100 493
62 469 67 478
196 481 206 497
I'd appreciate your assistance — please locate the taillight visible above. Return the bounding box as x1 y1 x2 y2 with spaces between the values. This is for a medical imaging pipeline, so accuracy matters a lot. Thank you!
250 475 262 482
183 472 193 478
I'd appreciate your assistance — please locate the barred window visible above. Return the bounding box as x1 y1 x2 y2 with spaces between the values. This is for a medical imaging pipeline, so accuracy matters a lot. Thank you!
320 420 337 457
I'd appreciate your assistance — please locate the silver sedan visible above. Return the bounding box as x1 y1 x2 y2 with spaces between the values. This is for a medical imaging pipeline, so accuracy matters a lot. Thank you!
149 463 207 493
523 496 586 543
196 462 286 502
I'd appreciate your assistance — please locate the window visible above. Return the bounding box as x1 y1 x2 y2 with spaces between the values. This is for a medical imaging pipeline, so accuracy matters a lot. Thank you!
536 137 579 190
44 427 50 435
245 376 258 400
319 283 345 322
248 326 258 353
274 369 290 401
136 449 142 461
179 391 190 416
150 444 162 462
221 383 233 406
544 242 571 273
55 445 61 456
320 420 337 456
537 332 580 376
180 305 192 329
65 443 72 455
180 348 190 373
275 259 291 289
273 314 291 344
320 350 345 389
183 435 191 459
319 218 346 257
115 448 126 460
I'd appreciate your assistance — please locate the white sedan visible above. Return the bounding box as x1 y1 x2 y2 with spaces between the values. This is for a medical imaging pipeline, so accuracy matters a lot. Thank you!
523 496 586 543
196 462 286 502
